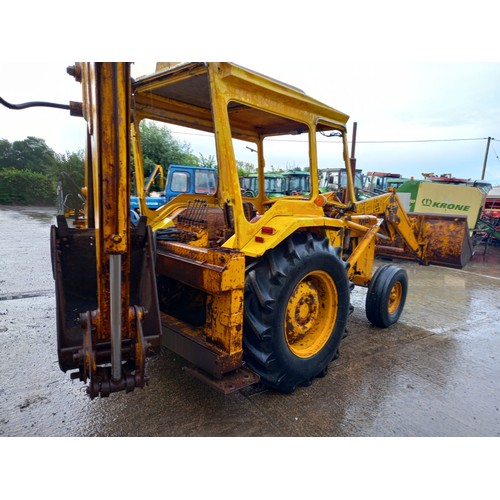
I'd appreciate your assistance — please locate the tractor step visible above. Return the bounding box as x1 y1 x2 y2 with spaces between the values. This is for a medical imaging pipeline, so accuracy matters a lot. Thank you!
183 366 260 394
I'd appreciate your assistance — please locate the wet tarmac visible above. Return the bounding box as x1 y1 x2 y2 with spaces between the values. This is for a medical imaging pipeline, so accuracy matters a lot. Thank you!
1 204 499 439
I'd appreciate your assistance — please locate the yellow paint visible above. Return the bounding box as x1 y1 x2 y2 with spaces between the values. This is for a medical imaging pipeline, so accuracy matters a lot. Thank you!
70 60 473 389
284 270 338 358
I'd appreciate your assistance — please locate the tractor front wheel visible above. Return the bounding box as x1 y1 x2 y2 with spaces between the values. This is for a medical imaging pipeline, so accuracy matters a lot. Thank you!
365 265 408 328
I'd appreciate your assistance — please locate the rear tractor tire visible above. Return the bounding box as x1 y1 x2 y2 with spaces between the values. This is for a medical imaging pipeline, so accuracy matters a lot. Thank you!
243 233 351 393
365 265 408 328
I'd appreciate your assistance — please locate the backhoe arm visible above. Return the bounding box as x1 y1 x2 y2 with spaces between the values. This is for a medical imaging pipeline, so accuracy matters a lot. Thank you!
51 63 162 398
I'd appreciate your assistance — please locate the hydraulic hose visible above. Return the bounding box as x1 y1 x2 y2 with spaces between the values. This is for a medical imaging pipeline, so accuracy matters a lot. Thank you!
0 96 70 111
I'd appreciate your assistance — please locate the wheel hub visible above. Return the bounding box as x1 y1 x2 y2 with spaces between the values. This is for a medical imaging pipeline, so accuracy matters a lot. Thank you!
289 281 319 334
284 271 338 358
388 282 403 314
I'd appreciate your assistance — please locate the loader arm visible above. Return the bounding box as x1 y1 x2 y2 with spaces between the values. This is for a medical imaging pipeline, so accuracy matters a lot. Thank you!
349 190 473 275
355 191 426 259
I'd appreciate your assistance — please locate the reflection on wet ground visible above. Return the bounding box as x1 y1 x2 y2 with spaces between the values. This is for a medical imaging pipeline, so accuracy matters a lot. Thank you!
468 241 500 278
1 206 499 437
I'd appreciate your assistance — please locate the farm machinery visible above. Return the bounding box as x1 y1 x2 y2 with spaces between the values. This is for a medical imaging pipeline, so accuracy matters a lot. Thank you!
2 62 473 398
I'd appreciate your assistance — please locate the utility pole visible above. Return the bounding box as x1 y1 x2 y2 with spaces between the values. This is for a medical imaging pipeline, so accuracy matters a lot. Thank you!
481 136 492 180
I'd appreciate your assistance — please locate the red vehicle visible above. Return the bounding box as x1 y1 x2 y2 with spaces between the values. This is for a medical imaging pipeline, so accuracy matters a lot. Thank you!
485 186 500 212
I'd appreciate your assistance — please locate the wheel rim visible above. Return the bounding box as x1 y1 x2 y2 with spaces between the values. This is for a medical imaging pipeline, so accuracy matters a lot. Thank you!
284 270 338 358
388 281 403 314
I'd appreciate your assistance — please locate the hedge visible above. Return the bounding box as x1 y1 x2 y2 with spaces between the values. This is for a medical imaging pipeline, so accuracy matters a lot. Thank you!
0 168 55 205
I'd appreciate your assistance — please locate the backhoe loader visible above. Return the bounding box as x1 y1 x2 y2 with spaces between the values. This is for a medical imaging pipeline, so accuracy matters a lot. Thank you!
2 62 473 398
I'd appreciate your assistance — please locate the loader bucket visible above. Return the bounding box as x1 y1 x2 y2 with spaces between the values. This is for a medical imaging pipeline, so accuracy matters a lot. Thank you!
50 216 162 372
376 213 473 269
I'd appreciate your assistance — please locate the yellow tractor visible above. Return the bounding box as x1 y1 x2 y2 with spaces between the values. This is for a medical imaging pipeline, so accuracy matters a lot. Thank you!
46 62 472 397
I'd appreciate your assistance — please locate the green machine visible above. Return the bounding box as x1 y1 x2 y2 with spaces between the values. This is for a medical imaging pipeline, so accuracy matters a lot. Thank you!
398 180 486 233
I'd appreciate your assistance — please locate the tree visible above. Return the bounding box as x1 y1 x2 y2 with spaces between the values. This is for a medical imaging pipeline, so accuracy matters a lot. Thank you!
0 123 208 205
0 136 58 173
51 150 85 188
0 139 11 168
0 138 84 205
198 153 217 169
236 160 256 177
139 121 199 174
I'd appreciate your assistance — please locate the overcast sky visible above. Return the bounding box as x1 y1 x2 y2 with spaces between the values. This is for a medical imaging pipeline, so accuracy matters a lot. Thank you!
1 61 499 185
1 1 499 185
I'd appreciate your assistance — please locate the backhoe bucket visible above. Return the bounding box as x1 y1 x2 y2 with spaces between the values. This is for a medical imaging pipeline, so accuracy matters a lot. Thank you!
51 216 162 373
377 213 473 269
